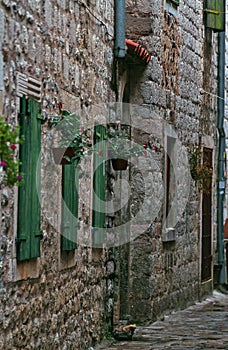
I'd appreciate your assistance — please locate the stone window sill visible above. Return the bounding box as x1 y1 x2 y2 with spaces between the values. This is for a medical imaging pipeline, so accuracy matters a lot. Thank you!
162 228 176 242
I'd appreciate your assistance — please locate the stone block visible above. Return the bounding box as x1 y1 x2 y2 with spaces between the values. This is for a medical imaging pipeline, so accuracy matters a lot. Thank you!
126 14 152 36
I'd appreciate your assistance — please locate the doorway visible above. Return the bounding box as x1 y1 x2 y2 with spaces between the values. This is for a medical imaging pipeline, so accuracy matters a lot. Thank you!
201 147 213 281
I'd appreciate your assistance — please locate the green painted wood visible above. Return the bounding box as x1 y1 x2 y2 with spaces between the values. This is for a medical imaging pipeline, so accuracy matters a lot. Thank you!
28 99 42 259
17 97 30 260
92 125 106 246
61 162 78 251
17 97 41 261
205 0 225 31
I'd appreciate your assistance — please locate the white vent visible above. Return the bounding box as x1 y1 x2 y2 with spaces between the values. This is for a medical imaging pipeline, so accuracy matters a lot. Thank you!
16 72 41 101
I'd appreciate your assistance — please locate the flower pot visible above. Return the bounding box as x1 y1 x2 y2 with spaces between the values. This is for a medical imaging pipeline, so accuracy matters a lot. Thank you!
111 158 128 171
52 147 75 165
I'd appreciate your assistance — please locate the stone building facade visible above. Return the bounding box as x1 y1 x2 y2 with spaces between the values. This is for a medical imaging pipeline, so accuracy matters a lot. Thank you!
224 0 228 284
110 0 222 326
0 1 115 349
0 0 223 349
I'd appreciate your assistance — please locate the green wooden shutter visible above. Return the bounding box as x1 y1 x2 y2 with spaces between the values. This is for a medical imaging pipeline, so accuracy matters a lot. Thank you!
205 0 225 31
28 99 42 258
17 98 42 261
92 125 106 246
61 162 78 251
17 97 30 260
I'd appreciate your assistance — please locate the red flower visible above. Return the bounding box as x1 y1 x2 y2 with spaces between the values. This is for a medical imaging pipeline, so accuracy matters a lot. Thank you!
143 144 148 149
17 174 23 181
144 150 148 156
10 144 17 150
152 146 157 151
98 150 103 156
0 161 7 167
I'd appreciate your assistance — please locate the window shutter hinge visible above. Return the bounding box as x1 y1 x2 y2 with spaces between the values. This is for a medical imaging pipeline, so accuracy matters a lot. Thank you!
204 8 219 15
34 231 44 239
15 236 27 244
36 113 45 122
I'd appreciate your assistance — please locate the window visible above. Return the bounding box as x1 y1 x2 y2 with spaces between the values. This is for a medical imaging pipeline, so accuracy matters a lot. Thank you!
61 162 79 251
165 0 179 13
17 97 42 261
163 128 177 242
204 0 225 32
92 124 106 247
165 136 176 227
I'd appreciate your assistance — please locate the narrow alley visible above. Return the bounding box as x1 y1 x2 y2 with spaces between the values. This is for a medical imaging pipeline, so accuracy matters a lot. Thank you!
97 291 228 350
1 1 228 349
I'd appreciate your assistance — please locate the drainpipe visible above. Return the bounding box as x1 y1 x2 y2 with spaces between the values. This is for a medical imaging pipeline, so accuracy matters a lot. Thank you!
114 0 126 58
217 31 226 287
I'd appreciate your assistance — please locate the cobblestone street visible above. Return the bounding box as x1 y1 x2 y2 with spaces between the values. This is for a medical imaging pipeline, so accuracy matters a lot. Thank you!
97 291 228 350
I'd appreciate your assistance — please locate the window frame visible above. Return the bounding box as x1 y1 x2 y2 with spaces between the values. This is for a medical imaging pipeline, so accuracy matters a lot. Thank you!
162 125 177 242
165 0 179 16
92 124 106 247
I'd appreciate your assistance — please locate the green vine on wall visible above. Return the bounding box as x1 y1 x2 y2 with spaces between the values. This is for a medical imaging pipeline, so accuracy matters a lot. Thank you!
0 116 24 188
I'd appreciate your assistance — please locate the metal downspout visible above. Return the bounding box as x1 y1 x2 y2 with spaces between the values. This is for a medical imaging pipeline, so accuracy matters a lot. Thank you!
217 31 226 286
114 0 126 58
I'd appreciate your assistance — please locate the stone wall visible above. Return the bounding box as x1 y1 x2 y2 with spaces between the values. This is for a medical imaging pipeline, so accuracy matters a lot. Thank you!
224 1 228 223
0 0 114 349
1 255 106 349
0 0 219 346
113 0 218 324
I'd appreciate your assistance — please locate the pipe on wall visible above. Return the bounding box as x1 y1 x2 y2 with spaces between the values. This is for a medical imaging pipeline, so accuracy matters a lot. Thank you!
114 0 126 58
217 31 226 286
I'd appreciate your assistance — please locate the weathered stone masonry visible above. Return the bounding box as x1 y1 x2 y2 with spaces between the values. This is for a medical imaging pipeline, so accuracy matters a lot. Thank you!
0 0 220 348
113 0 218 325
0 1 114 349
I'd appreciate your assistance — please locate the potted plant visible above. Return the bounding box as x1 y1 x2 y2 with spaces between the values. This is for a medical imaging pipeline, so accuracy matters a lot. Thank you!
188 143 212 192
51 115 155 168
0 115 24 187
107 123 147 170
52 110 92 165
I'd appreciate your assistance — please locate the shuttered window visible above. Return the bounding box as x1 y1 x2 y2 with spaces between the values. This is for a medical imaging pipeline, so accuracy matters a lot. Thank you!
205 0 225 31
165 0 179 15
92 125 106 247
61 162 78 251
17 97 42 261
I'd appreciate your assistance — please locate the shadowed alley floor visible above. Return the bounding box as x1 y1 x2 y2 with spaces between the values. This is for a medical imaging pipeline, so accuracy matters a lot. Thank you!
96 290 228 349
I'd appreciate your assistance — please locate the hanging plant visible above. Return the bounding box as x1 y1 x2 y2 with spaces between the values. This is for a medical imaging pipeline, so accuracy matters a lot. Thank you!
51 110 93 164
0 116 24 187
106 123 146 171
51 114 161 167
107 123 148 157
188 144 212 192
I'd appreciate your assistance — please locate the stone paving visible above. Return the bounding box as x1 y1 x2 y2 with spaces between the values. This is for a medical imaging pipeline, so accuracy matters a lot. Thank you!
96 290 228 350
